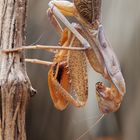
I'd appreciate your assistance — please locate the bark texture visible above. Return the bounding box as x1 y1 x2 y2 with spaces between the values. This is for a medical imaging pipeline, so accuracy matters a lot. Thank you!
0 0 35 139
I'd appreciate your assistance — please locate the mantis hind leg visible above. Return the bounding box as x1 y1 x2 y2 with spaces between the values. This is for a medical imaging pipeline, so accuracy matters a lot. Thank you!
25 59 53 66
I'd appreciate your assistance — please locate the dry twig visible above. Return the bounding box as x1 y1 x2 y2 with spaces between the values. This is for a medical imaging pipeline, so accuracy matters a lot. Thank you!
0 0 35 139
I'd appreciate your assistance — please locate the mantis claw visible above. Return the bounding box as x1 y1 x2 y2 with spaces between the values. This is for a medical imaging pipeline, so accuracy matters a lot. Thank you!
96 81 123 114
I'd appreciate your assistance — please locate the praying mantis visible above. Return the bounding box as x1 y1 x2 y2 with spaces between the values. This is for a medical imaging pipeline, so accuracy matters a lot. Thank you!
2 0 126 114
47 0 126 113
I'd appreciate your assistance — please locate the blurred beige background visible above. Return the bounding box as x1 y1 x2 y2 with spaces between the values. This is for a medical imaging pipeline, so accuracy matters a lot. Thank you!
25 0 140 140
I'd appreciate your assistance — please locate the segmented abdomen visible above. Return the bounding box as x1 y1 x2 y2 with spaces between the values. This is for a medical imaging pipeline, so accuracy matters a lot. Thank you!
74 0 101 23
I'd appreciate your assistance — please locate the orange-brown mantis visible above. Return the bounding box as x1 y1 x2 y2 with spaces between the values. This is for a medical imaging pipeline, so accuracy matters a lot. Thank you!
46 0 126 114
2 0 126 114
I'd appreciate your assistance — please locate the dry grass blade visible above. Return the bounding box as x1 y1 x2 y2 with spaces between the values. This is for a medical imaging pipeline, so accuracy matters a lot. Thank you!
76 114 105 140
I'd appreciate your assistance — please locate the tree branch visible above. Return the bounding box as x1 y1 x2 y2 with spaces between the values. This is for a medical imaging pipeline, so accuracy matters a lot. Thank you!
0 0 36 139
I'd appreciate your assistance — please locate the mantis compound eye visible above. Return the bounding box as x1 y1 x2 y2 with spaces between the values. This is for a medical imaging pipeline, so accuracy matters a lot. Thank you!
96 82 121 114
